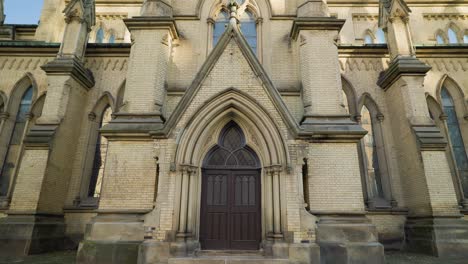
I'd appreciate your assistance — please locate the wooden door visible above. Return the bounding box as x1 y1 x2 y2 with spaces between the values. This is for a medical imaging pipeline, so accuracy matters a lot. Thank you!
200 169 261 250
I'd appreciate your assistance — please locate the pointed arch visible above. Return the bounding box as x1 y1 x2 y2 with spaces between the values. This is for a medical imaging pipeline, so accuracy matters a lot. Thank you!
437 75 467 113
341 75 358 118
357 93 393 208
0 74 38 198
437 75 468 200
435 29 447 44
446 22 461 44
199 0 270 19
6 73 38 113
175 88 289 169
91 92 115 117
358 93 383 116
363 29 375 44
76 92 115 207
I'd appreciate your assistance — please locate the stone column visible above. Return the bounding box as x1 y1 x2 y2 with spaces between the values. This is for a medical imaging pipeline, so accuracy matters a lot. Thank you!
272 167 282 237
291 3 384 264
0 0 95 260
378 0 468 257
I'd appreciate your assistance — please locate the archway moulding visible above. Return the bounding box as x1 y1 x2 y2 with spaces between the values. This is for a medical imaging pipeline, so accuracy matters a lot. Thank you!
174 88 290 171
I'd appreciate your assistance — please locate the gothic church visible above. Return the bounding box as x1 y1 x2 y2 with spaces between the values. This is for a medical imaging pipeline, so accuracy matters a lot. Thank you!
0 0 467 263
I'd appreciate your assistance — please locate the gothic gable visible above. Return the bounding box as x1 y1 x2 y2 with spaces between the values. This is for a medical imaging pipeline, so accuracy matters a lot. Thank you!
162 22 299 137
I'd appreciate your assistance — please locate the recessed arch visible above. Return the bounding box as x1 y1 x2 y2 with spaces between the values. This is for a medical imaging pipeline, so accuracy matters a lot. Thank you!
175 88 289 169
6 73 38 113
358 93 383 116
91 92 116 116
341 75 358 118
199 0 271 19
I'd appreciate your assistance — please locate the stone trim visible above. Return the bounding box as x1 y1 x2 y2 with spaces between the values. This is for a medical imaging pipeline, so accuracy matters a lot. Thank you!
41 58 95 90
123 17 179 40
290 17 346 40
412 124 448 151
377 56 431 90
23 123 59 147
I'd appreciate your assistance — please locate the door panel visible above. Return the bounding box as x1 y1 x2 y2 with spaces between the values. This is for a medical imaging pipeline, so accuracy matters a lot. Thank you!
200 169 261 250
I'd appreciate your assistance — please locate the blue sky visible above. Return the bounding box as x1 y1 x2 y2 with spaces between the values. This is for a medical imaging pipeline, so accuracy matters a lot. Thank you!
4 0 44 24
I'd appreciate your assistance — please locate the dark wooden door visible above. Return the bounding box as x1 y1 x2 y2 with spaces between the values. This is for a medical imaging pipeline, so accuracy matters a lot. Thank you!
200 169 261 250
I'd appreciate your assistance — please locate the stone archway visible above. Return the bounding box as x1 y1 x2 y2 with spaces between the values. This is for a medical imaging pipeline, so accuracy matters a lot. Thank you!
172 89 290 247
200 121 262 250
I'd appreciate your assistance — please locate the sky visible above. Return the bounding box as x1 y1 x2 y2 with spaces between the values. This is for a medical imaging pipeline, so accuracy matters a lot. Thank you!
4 0 44 25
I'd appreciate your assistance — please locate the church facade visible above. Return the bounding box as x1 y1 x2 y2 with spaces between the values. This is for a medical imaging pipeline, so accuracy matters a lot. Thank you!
0 0 467 263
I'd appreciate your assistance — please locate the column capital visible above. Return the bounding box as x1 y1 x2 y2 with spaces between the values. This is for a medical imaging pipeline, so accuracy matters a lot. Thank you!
179 164 198 174
265 165 282 174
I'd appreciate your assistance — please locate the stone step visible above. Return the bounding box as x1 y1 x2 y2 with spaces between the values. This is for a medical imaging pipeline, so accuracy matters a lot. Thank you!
168 257 290 264
195 250 264 257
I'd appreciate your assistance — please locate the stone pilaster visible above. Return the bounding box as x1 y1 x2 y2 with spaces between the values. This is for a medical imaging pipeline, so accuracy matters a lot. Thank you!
291 7 384 264
104 2 178 133
77 2 178 263
378 0 468 257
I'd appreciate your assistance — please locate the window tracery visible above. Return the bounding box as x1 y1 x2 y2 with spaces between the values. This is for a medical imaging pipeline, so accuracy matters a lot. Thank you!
209 0 260 54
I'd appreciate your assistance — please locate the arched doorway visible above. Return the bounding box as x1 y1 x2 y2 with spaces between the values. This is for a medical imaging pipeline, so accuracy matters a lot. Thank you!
200 121 262 250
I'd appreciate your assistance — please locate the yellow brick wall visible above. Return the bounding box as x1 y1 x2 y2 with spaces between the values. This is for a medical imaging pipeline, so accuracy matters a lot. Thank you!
99 141 156 210
307 143 365 212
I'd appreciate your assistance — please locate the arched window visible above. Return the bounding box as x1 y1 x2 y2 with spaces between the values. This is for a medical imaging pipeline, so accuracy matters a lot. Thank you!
361 106 384 200
0 86 33 196
240 10 257 54
436 34 445 44
448 27 458 44
109 34 115 44
87 106 112 199
375 28 386 44
364 34 373 44
464 33 468 44
358 96 393 208
441 88 468 197
213 11 229 47
96 28 104 43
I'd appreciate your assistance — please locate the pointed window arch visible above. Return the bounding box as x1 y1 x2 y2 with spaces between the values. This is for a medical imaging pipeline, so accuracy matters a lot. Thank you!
210 1 261 55
436 34 445 44
204 121 260 169
441 87 468 197
213 10 229 47
240 10 257 54
361 105 384 199
77 95 114 208
87 106 112 198
448 27 459 44
358 95 393 209
109 34 116 44
364 33 374 44
96 28 104 43
0 86 33 196
375 28 386 44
